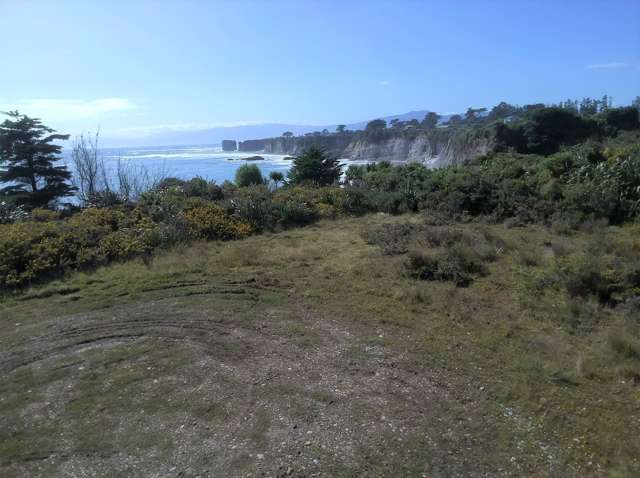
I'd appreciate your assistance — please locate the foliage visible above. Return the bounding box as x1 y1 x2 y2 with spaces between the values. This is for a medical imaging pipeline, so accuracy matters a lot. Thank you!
0 200 29 224
287 146 342 186
495 107 598 155
185 203 251 240
404 244 486 287
603 107 640 131
0 111 75 208
269 170 285 188
226 185 274 231
0 207 154 288
363 223 417 255
235 163 264 187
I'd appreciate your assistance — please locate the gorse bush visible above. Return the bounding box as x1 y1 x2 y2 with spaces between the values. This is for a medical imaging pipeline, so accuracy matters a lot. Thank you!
185 204 252 240
0 207 155 288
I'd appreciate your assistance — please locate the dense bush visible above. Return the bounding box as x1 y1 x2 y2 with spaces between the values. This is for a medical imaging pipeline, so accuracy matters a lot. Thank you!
495 107 599 155
235 164 264 187
345 135 640 224
227 185 275 231
604 107 640 131
0 208 155 288
185 203 251 240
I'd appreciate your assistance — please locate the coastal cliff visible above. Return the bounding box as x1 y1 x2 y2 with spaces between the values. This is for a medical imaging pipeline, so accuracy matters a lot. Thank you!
342 131 492 166
238 129 492 167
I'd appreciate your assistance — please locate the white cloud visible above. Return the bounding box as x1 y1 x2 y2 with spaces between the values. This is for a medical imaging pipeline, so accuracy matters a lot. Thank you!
111 120 276 138
586 62 631 70
377 80 391 86
0 97 137 120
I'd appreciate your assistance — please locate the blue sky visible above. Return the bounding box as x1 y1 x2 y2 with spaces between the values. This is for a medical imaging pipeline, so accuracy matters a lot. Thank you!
1 0 638 144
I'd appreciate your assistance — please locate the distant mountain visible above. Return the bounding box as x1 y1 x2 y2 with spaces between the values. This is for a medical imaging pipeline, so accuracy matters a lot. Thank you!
102 110 453 148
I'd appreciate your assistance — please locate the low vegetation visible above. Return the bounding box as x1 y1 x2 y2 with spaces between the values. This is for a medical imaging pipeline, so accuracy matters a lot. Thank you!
1 100 639 474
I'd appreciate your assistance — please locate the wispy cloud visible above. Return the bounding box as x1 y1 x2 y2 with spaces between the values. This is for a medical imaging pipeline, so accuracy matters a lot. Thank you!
586 62 631 70
377 80 391 87
111 120 278 138
0 98 137 120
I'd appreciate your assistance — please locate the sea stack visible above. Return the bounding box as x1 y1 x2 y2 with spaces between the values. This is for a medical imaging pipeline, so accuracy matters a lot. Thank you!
222 140 237 152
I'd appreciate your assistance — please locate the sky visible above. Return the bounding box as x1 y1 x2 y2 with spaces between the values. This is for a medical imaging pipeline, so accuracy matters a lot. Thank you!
1 0 639 146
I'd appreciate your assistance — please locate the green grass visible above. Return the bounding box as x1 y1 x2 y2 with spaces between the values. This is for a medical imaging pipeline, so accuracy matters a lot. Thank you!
1 214 639 475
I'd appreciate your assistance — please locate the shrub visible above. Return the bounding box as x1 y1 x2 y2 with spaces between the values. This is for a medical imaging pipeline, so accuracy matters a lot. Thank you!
608 331 640 360
0 207 156 288
421 226 467 247
363 223 417 255
183 176 224 200
185 204 251 240
138 187 186 223
562 257 620 304
272 186 323 226
273 200 317 227
404 244 486 287
235 164 264 187
227 185 274 231
0 221 61 287
562 299 601 334
30 208 60 222
0 200 29 224
319 187 372 216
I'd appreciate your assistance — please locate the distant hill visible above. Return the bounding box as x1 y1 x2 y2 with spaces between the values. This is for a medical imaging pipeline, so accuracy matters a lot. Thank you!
102 110 452 147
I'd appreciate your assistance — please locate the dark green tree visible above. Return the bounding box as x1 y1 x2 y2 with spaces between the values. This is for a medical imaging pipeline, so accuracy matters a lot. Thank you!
447 114 463 126
364 119 387 142
464 107 487 123
421 112 441 129
604 107 640 131
235 163 264 187
287 146 342 186
488 102 518 121
336 124 347 134
0 111 75 208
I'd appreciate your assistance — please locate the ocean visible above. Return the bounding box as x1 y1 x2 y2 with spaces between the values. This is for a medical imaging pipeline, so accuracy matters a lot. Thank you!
61 144 368 185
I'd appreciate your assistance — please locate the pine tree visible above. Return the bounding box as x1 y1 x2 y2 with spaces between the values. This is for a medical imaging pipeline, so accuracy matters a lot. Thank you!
0 111 75 208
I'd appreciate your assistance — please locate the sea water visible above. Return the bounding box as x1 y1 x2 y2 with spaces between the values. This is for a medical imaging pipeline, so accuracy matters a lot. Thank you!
61 144 368 185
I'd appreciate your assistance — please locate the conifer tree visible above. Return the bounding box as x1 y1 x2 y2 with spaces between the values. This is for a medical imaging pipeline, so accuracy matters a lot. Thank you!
0 111 75 208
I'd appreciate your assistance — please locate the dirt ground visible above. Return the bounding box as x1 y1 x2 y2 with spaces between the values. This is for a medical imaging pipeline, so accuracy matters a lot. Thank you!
1 216 637 476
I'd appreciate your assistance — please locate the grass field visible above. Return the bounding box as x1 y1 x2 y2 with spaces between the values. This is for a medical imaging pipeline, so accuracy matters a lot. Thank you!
1 213 639 476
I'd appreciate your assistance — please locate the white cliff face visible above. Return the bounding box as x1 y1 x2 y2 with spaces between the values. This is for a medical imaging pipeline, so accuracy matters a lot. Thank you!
342 134 492 167
256 131 492 168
